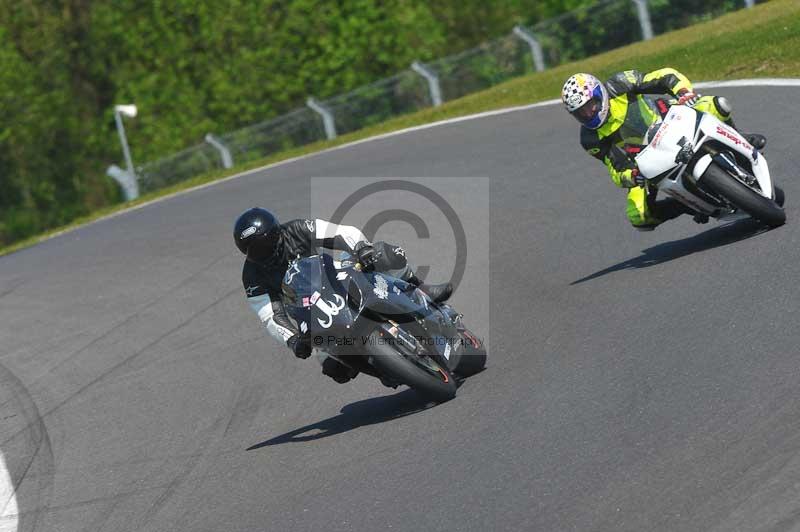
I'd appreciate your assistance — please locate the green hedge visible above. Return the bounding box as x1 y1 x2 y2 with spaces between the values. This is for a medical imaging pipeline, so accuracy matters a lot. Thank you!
0 0 740 247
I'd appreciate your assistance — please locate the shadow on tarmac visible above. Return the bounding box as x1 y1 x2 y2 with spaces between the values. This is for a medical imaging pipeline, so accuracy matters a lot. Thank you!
571 219 774 285
247 388 434 449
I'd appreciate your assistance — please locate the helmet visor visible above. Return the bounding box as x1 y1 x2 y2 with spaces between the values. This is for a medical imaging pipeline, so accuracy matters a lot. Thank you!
246 229 281 264
571 97 601 125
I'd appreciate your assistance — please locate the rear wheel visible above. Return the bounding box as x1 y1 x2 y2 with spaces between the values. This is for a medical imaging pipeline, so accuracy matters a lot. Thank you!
701 163 786 227
367 331 457 403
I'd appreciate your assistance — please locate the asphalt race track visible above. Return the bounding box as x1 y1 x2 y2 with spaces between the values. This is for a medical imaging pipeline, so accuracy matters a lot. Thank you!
2 85 800 532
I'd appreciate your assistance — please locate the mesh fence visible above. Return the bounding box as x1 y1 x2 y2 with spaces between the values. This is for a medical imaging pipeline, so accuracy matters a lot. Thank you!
531 0 762 68
137 142 223 194
217 107 326 165
532 0 643 68
131 0 758 196
648 0 764 35
320 70 430 135
428 32 532 102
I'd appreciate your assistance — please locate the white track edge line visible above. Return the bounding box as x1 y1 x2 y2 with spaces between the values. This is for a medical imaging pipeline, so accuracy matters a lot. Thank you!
0 451 18 532
22 78 800 244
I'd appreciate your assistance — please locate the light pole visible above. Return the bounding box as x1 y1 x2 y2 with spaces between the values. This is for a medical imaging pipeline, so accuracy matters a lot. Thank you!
107 104 140 201
114 104 137 176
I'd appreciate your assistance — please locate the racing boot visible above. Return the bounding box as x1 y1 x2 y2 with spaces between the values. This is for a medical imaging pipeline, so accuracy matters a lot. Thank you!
419 282 453 303
321 358 359 384
406 274 453 303
743 133 767 151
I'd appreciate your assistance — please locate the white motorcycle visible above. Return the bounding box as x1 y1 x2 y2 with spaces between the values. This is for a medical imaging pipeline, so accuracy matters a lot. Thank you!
636 103 785 227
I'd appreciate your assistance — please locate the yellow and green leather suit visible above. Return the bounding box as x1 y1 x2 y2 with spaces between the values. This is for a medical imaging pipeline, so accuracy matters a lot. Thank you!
580 68 732 229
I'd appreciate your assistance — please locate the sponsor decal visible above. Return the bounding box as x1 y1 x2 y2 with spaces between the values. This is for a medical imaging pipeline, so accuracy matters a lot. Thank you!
314 294 346 328
284 261 301 284
304 219 315 232
567 93 583 108
716 125 752 149
344 235 356 248
310 291 321 304
393 285 401 295
240 226 257 239
393 246 406 257
373 275 389 300
245 285 260 296
302 296 312 307
336 271 348 281
300 321 308 334
444 341 452 360
651 121 669 147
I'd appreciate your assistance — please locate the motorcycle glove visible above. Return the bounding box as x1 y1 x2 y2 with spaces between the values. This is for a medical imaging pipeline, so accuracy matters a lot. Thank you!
354 241 381 271
287 333 313 359
632 168 646 188
617 166 642 189
677 89 701 107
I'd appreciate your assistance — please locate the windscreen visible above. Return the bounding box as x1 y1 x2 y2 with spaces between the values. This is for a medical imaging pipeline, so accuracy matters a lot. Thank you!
643 120 665 146
619 96 663 145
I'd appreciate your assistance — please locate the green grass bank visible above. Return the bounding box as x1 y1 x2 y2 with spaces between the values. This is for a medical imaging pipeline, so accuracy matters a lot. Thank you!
3 0 798 257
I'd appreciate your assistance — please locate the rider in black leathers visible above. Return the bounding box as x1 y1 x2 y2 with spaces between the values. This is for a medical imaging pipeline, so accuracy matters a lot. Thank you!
234 208 453 383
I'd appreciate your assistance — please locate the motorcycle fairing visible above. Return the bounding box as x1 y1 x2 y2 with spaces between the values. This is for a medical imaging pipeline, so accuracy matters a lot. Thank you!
636 104 776 217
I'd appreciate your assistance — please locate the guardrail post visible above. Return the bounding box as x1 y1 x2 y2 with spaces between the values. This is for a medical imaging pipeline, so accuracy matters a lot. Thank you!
632 0 654 41
204 133 234 169
411 61 443 107
106 164 140 201
512 26 546 73
306 97 337 140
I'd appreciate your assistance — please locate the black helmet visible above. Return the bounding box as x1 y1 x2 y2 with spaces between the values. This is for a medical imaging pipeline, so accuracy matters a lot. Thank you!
233 208 281 264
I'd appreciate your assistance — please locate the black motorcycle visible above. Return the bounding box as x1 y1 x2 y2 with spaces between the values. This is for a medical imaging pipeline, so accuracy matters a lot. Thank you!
281 254 486 402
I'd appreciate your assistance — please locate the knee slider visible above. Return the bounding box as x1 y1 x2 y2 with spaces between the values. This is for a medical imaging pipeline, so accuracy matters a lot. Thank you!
714 96 732 117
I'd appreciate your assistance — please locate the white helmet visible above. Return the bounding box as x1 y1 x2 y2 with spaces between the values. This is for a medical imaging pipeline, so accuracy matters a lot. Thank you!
561 73 609 130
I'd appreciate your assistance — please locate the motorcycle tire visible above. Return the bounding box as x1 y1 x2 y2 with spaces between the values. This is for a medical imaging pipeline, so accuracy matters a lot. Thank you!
701 163 786 228
367 331 457 403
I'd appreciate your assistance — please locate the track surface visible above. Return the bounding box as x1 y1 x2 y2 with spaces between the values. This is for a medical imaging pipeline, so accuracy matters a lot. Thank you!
1 86 800 532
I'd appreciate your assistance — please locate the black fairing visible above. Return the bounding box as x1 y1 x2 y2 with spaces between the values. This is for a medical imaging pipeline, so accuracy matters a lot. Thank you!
282 254 462 369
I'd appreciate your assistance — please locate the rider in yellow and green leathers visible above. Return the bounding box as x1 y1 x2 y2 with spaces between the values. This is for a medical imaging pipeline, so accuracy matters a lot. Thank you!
562 68 766 230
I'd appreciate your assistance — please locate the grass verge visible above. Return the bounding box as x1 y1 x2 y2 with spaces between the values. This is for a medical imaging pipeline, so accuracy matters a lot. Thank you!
2 0 799 257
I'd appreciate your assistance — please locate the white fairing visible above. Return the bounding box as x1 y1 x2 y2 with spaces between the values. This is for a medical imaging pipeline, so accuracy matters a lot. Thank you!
692 154 714 181
636 104 775 216
636 105 697 179
697 115 773 199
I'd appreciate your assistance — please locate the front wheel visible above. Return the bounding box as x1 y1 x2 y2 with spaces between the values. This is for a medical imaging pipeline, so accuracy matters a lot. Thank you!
701 163 786 227
367 331 457 403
